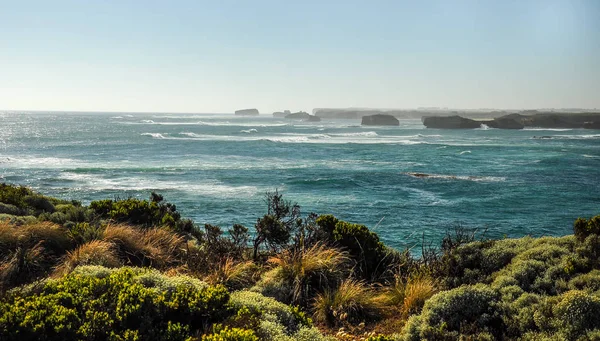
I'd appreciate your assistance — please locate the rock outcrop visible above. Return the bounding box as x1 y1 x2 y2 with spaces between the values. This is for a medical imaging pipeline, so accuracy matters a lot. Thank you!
423 112 600 130
304 115 321 122
235 108 259 116
361 114 400 126
422 115 481 129
486 117 524 129
273 110 291 118
503 113 600 129
284 111 311 120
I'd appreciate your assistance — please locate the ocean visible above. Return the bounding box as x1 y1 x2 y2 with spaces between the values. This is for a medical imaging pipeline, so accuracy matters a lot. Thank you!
1 111 599 250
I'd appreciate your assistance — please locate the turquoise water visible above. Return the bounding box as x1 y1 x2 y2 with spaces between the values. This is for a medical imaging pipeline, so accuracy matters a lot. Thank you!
1 111 599 250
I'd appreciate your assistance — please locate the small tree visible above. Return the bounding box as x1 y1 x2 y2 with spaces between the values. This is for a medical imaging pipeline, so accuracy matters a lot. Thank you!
252 190 301 260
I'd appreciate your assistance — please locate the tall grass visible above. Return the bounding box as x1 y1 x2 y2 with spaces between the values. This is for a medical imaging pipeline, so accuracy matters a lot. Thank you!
205 258 261 290
103 224 185 268
0 241 46 290
267 243 349 306
313 279 386 327
385 274 438 316
54 240 121 276
0 220 72 255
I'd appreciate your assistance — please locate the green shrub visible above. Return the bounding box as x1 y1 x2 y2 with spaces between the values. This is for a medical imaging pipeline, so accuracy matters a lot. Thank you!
365 336 396 341
228 291 328 341
402 284 503 339
577 233 600 267
315 214 338 241
332 221 388 280
23 194 56 214
0 214 37 226
0 267 231 340
230 290 311 332
502 259 548 292
89 194 191 231
569 270 600 292
553 290 600 339
39 211 67 224
0 203 22 216
502 292 542 336
574 215 600 241
202 326 259 341
0 184 34 209
68 222 103 245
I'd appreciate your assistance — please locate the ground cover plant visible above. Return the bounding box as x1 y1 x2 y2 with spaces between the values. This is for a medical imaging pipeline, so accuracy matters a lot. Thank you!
1 183 599 340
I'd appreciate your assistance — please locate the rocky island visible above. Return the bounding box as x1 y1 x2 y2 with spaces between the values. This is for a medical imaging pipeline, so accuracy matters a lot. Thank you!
272 110 291 118
234 108 259 116
422 115 482 129
422 112 600 130
361 114 400 126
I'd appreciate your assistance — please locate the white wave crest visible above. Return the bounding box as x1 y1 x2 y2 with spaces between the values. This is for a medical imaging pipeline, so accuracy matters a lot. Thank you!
240 129 258 134
140 120 155 124
330 131 378 137
1 156 83 169
141 133 166 139
58 173 259 198
404 172 505 182
524 128 573 131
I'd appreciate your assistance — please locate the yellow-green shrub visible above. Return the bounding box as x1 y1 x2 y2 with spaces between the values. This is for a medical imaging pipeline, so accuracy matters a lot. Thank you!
0 267 231 340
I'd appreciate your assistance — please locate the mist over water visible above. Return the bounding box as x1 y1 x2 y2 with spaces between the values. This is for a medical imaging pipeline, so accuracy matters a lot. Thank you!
1 111 599 250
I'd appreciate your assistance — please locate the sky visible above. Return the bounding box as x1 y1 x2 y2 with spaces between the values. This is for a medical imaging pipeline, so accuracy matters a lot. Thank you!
0 0 599 113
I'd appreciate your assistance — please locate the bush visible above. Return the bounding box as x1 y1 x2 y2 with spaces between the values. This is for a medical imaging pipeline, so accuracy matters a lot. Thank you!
89 193 191 231
553 290 600 339
402 284 503 339
0 267 231 340
0 203 22 216
252 191 301 259
228 290 328 341
230 290 311 332
23 194 56 214
0 184 34 208
202 326 259 341
574 215 600 241
68 222 103 245
332 221 388 280
568 270 600 292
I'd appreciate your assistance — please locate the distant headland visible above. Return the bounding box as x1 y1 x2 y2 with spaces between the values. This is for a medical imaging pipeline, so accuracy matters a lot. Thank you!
422 112 600 129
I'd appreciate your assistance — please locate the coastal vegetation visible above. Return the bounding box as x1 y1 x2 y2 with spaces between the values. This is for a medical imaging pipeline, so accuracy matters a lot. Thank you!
1 183 599 340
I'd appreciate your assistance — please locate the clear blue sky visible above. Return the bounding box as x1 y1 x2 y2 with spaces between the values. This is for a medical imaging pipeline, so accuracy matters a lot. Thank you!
1 0 599 113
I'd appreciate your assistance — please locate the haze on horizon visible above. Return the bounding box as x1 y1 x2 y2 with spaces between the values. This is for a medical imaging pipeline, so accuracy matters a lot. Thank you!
1 0 599 114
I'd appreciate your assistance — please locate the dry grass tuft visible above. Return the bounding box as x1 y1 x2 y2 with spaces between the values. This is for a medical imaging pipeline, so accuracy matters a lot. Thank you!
0 221 72 255
54 240 121 276
313 279 386 327
267 243 349 306
205 258 261 290
0 241 46 290
385 274 438 316
103 224 186 268
142 228 186 265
